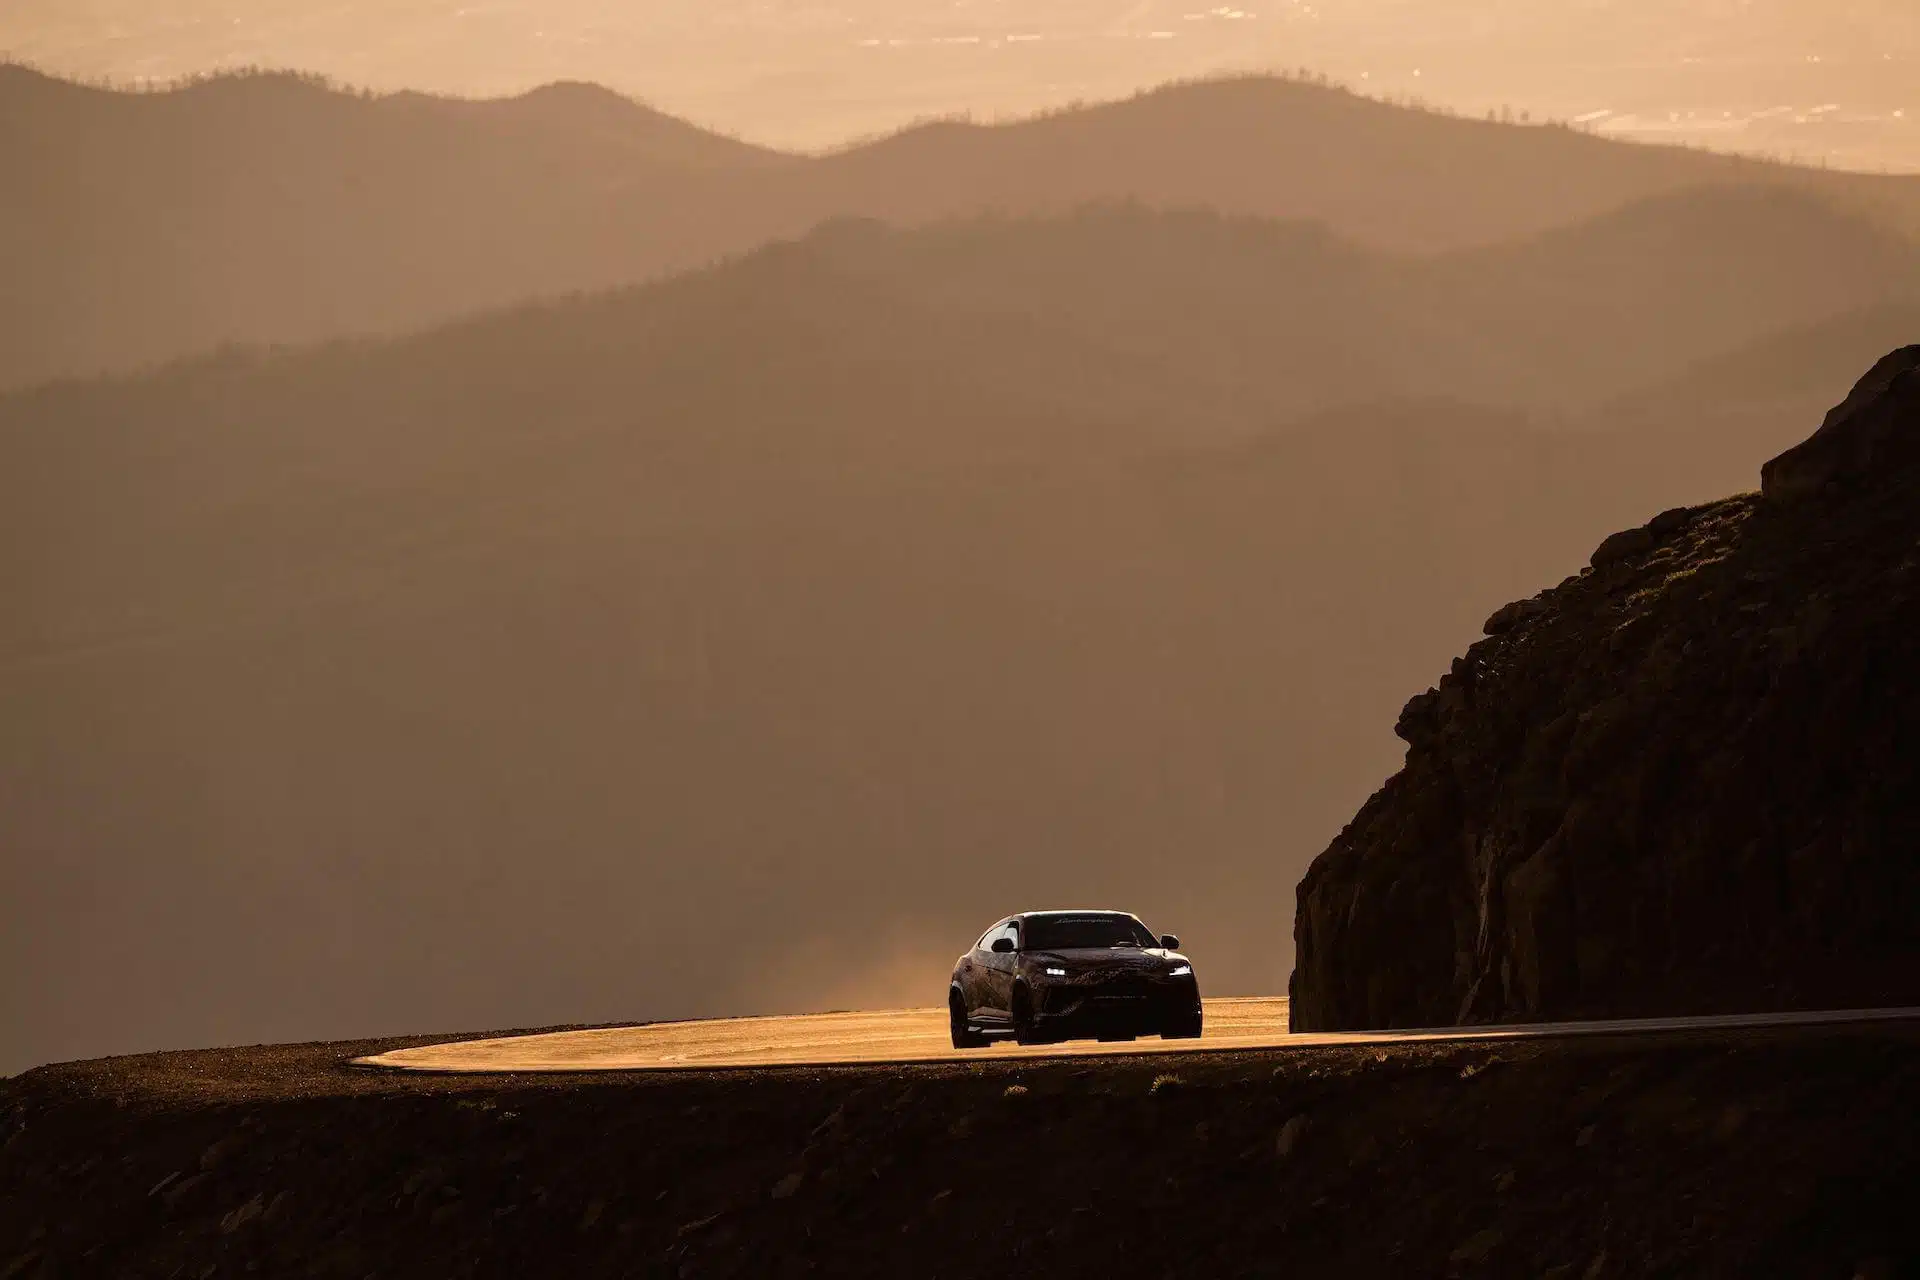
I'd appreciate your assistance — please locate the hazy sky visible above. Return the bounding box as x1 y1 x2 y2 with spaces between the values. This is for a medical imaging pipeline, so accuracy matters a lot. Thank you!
5 0 1917 165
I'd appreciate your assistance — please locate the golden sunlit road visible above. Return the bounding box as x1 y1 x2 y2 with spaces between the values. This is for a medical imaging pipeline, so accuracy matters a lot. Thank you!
355 999 1920 1073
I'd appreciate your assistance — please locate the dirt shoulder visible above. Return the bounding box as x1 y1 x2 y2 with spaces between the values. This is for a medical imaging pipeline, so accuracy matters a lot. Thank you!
3 1021 1915 1278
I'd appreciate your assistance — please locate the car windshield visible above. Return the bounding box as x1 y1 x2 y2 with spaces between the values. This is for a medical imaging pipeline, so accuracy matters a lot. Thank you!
1022 915 1158 951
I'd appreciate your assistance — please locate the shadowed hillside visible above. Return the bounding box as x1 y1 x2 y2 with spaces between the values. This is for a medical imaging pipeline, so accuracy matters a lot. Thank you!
8 198 1914 664
4 1024 1917 1279
8 63 1920 390
4 203 1904 1072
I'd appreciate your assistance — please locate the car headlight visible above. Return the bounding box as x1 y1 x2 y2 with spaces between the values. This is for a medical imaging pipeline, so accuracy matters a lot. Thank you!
1044 966 1067 977
1168 964 1192 977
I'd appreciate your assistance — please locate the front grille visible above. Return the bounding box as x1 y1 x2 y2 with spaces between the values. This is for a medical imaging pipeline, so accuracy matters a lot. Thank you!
1079 965 1154 985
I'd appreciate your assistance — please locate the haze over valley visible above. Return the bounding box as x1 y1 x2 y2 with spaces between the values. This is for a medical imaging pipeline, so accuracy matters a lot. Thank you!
5 149 1917 1069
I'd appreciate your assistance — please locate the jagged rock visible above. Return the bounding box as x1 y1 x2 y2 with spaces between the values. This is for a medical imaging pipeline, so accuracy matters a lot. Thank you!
1589 526 1654 568
219 1194 264 1234
1646 507 1694 538
1393 688 1444 747
1483 598 1547 636
1451 1228 1505 1264
160 1172 209 1209
1292 349 1920 1031
199 1132 246 1171
1761 345 1920 501
809 1105 847 1140
1274 1114 1311 1159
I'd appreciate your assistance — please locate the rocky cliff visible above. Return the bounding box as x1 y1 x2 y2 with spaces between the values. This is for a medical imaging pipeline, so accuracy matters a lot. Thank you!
1291 347 1920 1031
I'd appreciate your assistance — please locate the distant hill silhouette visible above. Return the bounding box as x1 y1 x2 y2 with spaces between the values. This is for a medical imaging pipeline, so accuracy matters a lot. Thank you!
1595 303 1920 459
7 64 1920 390
6 202 1910 1070
1605 303 1920 424
806 77 1920 253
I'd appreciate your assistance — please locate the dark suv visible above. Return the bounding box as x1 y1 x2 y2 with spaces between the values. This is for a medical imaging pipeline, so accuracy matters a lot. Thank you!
948 910 1202 1048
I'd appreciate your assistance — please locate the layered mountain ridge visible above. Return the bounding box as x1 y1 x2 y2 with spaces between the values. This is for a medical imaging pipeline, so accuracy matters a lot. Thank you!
9 63 1920 391
13 203 1909 1071
9 68 1920 1070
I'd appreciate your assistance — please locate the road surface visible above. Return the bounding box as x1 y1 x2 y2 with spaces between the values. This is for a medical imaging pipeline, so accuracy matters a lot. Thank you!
355 998 1920 1073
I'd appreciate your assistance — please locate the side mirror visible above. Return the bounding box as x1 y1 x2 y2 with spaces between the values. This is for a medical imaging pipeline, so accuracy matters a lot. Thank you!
1160 934 1180 951
990 937 1015 954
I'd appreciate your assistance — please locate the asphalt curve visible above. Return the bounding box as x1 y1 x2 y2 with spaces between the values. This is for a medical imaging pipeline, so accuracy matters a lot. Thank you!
354 999 1920 1073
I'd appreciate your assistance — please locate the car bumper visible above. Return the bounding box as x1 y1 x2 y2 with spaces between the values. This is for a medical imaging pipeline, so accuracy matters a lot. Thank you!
1031 979 1200 1039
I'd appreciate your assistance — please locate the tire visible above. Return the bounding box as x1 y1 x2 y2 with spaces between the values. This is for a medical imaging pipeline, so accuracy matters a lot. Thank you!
950 991 988 1049
1012 986 1042 1046
1162 1010 1203 1040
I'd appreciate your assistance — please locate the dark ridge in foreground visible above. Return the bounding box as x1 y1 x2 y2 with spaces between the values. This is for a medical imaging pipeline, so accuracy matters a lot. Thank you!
1292 348 1920 1032
2 1023 1915 1277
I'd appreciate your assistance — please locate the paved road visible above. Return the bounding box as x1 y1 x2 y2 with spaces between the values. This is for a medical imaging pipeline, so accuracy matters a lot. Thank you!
355 999 1920 1073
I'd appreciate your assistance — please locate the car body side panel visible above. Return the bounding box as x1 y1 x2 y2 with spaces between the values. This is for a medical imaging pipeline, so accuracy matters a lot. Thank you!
965 924 996 1018
979 923 1017 1020
952 954 977 1015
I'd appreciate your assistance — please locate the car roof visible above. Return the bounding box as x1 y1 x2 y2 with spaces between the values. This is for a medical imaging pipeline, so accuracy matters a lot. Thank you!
1015 909 1138 920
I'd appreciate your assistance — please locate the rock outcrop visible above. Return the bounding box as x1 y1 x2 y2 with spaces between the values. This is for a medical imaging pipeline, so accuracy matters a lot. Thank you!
1760 345 1920 501
1291 348 1920 1031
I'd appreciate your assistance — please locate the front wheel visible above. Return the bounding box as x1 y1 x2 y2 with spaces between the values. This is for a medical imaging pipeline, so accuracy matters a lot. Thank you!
1012 986 1045 1046
950 992 989 1049
1162 1010 1203 1040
